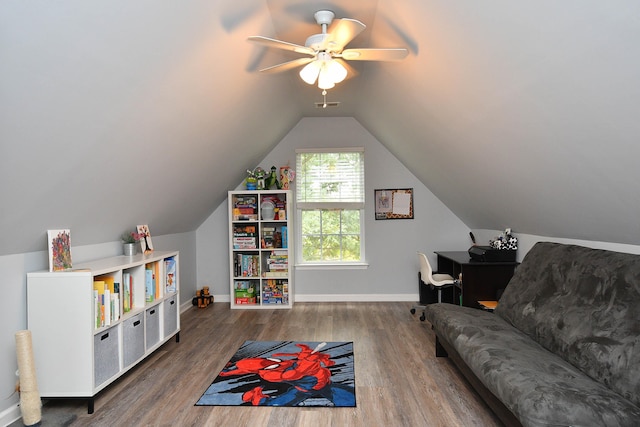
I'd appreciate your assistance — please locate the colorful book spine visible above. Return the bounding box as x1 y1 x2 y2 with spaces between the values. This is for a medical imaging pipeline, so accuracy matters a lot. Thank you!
145 266 154 302
165 257 177 293
123 273 131 312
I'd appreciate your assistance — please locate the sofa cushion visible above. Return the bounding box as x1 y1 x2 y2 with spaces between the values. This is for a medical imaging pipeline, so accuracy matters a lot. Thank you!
495 242 640 407
425 303 640 426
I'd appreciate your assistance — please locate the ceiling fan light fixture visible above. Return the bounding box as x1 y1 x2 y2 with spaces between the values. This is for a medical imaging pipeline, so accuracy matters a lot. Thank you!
317 68 336 90
326 59 347 83
299 61 320 84
300 52 347 89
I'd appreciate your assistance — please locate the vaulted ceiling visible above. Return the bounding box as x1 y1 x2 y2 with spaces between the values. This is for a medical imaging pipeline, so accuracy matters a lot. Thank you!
2 1 640 256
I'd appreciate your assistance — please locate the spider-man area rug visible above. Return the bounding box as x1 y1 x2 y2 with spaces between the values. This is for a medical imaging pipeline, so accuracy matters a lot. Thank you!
195 340 356 407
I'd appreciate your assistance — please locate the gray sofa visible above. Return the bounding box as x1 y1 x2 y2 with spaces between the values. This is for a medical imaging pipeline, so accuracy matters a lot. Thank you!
424 242 640 426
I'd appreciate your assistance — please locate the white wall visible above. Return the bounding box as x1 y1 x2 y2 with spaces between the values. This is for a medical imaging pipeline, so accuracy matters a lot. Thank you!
196 117 472 301
0 231 195 426
472 228 640 261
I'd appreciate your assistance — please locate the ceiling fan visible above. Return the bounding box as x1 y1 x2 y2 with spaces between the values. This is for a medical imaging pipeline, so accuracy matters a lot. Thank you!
248 10 408 91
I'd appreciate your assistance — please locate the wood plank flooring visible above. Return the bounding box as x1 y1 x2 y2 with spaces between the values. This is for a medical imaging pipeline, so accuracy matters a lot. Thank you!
46 302 502 427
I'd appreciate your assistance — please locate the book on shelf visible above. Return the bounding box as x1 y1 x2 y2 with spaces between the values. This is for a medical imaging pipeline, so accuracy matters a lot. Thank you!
234 254 259 277
165 257 177 293
281 226 287 248
122 272 132 313
145 264 155 302
93 279 120 328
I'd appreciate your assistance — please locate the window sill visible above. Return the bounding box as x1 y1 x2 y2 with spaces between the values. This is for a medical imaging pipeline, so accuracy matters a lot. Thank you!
295 262 369 270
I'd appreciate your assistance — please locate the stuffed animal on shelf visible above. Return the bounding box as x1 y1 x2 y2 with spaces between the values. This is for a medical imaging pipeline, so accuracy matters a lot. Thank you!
265 166 280 190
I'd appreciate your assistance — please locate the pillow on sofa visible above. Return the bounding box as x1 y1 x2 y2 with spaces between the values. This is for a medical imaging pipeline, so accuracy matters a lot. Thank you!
495 242 640 407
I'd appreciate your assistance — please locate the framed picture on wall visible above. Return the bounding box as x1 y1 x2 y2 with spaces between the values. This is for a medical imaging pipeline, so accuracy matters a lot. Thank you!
374 188 414 220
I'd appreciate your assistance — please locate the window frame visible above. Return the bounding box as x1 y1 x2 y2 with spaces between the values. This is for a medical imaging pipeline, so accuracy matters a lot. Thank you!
295 148 367 268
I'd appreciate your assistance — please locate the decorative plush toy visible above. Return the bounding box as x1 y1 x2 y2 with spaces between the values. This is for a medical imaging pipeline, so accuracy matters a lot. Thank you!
265 166 280 190
490 228 518 250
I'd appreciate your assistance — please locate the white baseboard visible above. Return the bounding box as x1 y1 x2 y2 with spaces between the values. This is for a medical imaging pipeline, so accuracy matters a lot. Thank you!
198 294 419 305
295 294 418 302
211 294 417 303
0 403 20 427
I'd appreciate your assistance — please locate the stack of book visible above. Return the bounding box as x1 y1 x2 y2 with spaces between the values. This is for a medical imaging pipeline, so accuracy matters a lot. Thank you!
233 195 258 220
233 225 257 249
264 250 288 277
93 277 120 329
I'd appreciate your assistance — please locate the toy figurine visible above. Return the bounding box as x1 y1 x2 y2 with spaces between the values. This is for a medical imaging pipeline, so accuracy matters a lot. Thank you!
265 166 280 190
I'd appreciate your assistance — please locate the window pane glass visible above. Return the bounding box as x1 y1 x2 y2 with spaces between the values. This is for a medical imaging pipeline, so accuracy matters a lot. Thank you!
302 235 322 261
342 235 361 261
322 234 340 261
300 209 361 263
301 210 321 234
342 210 360 234
322 210 341 234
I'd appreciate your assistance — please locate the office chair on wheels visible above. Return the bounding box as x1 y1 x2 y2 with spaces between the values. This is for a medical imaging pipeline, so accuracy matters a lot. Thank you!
410 251 457 321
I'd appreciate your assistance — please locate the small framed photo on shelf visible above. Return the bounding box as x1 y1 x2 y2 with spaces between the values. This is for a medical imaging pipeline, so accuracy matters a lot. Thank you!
374 188 414 220
137 224 154 254
47 229 72 271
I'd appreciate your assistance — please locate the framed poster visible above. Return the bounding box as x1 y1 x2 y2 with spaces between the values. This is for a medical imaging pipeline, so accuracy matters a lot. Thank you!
374 188 414 220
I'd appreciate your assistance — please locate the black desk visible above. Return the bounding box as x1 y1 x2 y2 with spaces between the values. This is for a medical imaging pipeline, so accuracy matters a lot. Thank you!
435 251 519 308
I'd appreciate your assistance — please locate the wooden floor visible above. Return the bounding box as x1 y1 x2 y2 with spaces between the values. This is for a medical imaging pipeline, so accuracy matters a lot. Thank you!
48 302 502 427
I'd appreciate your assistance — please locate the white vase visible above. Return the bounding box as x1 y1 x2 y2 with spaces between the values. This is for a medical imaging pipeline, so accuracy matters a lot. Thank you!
123 243 137 256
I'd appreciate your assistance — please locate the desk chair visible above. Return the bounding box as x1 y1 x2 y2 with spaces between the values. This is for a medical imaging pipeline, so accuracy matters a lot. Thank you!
411 252 457 321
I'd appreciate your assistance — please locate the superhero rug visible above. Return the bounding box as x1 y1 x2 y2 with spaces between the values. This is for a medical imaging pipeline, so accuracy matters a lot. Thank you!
195 340 356 407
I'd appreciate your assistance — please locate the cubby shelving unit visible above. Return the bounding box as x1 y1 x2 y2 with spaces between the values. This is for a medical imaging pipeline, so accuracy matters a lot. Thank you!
26 250 180 414
229 190 293 309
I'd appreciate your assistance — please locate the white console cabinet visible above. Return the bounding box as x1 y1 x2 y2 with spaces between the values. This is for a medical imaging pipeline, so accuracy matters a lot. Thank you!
26 250 180 413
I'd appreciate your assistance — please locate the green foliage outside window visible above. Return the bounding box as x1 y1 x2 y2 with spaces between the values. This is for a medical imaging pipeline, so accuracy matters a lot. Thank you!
301 209 361 262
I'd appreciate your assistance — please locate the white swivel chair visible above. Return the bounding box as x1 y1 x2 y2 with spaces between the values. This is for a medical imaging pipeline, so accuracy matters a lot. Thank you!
411 251 457 321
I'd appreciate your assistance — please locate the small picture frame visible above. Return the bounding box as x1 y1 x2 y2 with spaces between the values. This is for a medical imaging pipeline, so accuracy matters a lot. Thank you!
47 229 72 271
137 224 154 254
375 188 414 220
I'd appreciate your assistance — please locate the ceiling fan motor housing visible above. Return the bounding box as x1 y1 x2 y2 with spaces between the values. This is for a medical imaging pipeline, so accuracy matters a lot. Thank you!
305 33 329 51
314 10 335 26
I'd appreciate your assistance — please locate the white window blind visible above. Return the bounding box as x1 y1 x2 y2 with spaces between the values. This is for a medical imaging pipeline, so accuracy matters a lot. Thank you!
295 148 365 209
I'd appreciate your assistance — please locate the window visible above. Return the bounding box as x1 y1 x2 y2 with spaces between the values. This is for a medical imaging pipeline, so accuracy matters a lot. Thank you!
296 148 365 264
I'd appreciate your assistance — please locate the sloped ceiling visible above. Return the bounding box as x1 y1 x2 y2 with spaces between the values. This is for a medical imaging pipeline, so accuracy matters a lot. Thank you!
2 0 640 256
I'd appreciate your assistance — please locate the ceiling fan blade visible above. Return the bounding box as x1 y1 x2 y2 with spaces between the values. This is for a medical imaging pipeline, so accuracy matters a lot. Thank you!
248 36 315 56
259 57 314 73
341 48 409 61
324 18 366 52
334 58 358 80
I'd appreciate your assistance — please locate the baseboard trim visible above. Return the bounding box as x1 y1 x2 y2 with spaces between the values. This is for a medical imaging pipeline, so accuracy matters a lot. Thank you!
210 294 418 303
295 294 418 302
0 402 21 427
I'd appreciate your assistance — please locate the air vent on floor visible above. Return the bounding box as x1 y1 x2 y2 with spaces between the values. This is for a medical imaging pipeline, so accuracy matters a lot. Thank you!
314 101 341 108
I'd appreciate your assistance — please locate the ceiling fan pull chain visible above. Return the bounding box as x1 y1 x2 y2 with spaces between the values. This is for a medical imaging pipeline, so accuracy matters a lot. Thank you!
322 90 327 108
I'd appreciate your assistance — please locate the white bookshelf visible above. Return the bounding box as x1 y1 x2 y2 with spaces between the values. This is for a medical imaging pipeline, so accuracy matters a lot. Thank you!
229 190 293 309
26 250 180 413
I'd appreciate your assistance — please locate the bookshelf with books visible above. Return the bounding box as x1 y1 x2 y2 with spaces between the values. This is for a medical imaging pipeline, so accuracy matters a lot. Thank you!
229 190 293 309
26 250 180 414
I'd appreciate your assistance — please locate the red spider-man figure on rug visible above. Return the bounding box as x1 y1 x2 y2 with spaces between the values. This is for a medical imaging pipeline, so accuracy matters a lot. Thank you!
219 342 355 406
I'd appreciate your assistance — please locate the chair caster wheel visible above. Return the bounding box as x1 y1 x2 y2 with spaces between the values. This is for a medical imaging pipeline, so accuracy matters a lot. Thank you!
410 308 416 315
420 314 426 321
